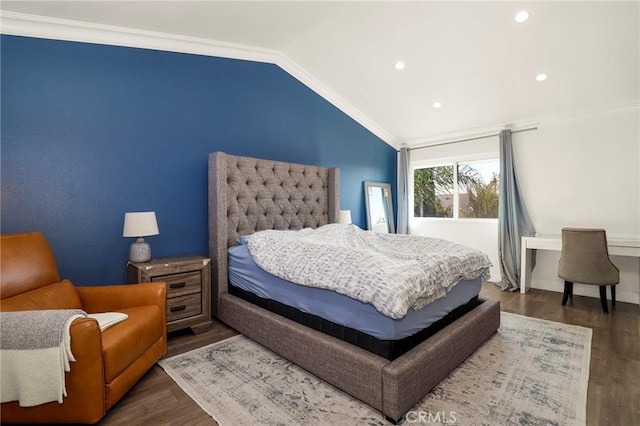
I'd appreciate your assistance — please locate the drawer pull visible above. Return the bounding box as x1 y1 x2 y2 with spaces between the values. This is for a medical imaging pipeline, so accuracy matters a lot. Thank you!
170 305 186 312
169 282 186 289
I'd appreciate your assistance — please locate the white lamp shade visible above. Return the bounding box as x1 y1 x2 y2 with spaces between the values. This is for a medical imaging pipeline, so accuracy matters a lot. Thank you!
123 212 159 237
338 210 352 225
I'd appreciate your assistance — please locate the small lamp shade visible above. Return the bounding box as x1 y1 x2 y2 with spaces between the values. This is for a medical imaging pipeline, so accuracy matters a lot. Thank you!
123 212 159 237
339 210 352 225
123 212 159 262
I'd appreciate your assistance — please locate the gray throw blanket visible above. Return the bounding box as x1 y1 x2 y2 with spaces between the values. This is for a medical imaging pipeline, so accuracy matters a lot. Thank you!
245 224 492 319
0 309 87 407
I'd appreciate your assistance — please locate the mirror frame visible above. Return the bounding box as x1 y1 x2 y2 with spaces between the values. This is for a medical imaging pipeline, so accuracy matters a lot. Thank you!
363 181 395 234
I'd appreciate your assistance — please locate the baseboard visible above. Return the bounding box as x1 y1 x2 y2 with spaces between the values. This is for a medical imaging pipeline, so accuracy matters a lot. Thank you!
531 279 639 305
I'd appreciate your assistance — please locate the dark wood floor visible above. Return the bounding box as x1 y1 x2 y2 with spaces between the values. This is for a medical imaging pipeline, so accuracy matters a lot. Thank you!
100 283 640 425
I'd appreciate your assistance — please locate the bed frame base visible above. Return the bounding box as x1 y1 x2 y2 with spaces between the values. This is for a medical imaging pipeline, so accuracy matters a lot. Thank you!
219 293 500 422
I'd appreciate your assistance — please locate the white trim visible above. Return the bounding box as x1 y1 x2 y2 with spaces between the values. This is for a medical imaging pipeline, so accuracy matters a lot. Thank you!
536 100 640 128
411 159 455 170
412 216 499 223
0 11 399 149
404 101 640 148
412 151 499 169
0 11 277 62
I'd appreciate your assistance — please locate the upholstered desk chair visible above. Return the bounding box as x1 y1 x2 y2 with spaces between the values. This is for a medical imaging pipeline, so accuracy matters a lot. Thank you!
558 228 619 313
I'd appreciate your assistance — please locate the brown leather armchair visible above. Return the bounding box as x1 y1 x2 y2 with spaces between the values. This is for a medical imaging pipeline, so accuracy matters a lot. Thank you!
0 232 168 424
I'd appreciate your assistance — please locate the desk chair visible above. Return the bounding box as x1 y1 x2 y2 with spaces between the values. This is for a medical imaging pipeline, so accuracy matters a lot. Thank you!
558 228 619 313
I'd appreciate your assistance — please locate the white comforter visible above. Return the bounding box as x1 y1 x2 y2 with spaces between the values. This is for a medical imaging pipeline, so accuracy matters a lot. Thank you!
245 224 491 319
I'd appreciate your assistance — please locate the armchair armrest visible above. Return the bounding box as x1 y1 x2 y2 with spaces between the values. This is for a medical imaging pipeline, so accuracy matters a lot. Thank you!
1 318 106 424
65 318 107 421
76 283 167 326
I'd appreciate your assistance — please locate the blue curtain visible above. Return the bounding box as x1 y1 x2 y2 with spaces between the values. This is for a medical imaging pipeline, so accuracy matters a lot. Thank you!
396 147 410 234
498 130 536 290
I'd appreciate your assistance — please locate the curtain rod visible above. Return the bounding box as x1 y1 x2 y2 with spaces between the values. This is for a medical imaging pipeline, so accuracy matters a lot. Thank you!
407 126 538 151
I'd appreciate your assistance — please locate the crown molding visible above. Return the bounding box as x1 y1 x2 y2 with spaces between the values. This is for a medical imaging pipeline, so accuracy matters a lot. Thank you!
273 52 398 149
0 11 277 63
403 100 640 148
0 11 399 149
531 100 640 128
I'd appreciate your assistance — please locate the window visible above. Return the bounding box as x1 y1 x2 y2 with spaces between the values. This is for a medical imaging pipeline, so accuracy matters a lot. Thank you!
414 165 454 218
414 159 500 219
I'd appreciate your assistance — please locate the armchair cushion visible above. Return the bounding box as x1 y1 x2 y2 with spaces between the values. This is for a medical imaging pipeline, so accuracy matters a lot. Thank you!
77 283 167 319
0 280 82 312
101 305 164 382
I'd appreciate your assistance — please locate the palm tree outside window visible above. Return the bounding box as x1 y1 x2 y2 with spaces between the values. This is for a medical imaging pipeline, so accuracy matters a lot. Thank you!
414 159 500 219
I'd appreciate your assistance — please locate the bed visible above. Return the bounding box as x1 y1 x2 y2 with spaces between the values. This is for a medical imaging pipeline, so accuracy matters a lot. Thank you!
228 236 486 360
208 151 500 422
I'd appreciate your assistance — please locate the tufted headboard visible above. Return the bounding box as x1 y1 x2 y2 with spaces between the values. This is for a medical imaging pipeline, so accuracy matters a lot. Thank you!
208 152 340 317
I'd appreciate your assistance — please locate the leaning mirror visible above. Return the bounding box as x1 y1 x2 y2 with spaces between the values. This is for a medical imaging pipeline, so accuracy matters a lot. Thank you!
364 181 395 233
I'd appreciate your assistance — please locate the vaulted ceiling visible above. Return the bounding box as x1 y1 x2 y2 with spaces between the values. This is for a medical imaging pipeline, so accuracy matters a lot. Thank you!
2 1 639 149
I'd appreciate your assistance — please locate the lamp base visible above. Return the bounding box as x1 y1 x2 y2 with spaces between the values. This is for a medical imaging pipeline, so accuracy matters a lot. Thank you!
129 237 152 262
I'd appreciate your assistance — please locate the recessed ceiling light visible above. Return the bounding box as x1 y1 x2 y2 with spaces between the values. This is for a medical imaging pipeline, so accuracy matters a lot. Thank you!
515 11 529 23
394 61 405 70
536 73 548 81
433 102 442 109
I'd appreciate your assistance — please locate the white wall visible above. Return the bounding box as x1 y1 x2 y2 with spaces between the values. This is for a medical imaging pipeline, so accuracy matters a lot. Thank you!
515 108 639 304
409 137 502 282
409 106 640 304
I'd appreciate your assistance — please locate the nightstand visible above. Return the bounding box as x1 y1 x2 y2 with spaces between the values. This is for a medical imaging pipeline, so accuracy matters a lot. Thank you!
127 255 212 334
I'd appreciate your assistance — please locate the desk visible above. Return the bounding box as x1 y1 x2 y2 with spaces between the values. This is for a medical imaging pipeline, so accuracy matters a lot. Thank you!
520 235 640 306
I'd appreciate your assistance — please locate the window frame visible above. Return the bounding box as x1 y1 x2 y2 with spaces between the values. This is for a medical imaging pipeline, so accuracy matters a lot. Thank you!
410 153 500 221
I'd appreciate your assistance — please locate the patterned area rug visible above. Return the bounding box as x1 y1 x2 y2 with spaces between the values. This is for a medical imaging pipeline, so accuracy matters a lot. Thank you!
159 312 591 425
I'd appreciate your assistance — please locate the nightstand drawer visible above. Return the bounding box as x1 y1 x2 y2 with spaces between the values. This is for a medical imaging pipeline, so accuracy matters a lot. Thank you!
167 293 202 322
127 255 212 334
155 271 201 297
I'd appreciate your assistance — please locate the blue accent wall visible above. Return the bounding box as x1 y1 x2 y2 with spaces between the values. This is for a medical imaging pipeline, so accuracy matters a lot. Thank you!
1 35 397 285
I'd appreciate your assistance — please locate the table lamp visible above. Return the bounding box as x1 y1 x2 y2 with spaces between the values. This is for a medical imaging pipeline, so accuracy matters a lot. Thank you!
123 211 159 262
339 210 352 225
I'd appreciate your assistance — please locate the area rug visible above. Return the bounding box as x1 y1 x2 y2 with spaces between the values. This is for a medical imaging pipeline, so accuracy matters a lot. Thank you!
159 312 592 425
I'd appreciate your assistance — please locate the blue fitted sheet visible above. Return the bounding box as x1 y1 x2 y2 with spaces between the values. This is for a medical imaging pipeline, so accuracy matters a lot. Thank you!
228 244 482 340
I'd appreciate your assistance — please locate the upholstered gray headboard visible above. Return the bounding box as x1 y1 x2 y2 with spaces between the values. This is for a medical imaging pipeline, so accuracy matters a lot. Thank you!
208 152 340 317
